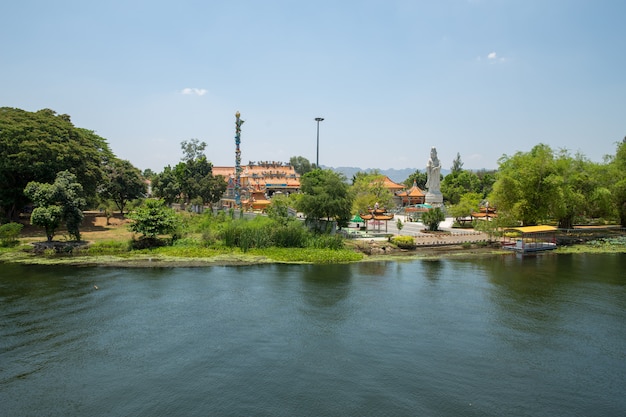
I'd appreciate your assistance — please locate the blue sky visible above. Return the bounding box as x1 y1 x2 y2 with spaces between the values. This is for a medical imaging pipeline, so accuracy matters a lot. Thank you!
2 0 625 172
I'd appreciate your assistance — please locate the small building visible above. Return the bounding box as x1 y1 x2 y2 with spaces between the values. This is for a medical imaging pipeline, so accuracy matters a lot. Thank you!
501 225 558 253
397 180 426 206
360 207 394 233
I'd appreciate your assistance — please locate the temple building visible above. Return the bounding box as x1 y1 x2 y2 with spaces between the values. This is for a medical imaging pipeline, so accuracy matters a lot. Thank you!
397 180 426 206
213 161 300 209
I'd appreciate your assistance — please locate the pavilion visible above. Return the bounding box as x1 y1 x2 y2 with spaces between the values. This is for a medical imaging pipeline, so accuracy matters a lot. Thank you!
397 180 426 206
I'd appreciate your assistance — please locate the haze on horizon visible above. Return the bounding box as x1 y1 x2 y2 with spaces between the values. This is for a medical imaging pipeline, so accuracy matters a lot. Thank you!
2 0 624 173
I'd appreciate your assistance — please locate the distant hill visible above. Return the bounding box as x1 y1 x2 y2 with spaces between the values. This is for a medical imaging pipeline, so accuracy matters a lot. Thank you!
324 166 450 184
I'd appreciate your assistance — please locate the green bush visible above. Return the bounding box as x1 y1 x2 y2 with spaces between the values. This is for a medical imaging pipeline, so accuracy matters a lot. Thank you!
80 240 131 255
391 235 415 249
0 222 24 246
271 221 309 248
308 233 344 250
422 208 445 231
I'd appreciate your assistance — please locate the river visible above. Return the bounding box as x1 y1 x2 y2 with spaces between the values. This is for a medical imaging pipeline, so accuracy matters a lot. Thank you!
1 253 625 416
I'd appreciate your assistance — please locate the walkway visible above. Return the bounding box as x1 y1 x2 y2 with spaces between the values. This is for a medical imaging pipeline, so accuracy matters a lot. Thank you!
354 216 491 246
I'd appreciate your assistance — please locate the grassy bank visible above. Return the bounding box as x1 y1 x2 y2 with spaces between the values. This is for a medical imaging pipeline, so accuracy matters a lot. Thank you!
2 212 624 267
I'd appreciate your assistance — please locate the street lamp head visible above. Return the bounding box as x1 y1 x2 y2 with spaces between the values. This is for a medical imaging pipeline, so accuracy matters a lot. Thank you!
315 117 324 122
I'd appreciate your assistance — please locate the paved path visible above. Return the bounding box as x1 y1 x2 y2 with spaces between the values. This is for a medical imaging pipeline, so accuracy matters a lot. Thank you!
354 216 491 246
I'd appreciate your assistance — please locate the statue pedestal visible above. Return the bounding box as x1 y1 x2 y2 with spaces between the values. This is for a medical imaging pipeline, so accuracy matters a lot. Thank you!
425 191 443 206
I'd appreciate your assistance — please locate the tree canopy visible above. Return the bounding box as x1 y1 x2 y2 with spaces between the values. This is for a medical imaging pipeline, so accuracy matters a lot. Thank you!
24 170 85 241
99 159 147 215
403 170 427 189
0 107 114 220
608 138 626 226
152 140 226 206
289 156 313 176
489 143 621 227
351 172 394 214
297 169 352 230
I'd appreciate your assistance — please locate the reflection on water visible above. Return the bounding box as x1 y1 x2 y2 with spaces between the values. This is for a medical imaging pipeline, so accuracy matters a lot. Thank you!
1 255 625 417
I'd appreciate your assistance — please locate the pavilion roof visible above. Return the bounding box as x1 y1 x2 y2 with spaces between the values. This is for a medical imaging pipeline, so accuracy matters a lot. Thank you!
380 176 404 190
504 225 557 234
398 181 425 197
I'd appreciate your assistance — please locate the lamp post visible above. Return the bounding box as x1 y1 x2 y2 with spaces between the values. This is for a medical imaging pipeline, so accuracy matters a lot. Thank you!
315 117 324 168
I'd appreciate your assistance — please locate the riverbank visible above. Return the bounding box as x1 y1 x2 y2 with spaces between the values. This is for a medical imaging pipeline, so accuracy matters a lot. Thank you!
5 239 625 268
2 213 624 267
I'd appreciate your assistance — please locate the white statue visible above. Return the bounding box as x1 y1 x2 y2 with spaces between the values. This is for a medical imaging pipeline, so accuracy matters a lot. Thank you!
425 147 441 192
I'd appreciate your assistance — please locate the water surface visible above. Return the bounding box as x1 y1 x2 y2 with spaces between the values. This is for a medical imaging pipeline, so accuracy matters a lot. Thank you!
1 254 625 416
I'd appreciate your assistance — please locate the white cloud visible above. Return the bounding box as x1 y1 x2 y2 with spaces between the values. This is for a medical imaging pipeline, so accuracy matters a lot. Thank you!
487 51 497 60
181 88 208 96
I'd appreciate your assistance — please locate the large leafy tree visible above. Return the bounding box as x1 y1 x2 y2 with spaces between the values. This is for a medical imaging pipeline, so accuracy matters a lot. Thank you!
174 140 226 206
152 140 226 207
441 170 482 205
24 171 85 241
608 138 626 226
289 156 313 176
100 159 147 215
350 172 394 214
152 165 181 204
491 144 559 226
448 192 482 223
180 138 206 162
297 169 353 229
0 107 113 220
440 153 494 205
174 156 226 205
548 150 596 229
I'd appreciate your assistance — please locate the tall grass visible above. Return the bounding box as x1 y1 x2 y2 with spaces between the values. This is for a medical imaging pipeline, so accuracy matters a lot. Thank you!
217 216 324 252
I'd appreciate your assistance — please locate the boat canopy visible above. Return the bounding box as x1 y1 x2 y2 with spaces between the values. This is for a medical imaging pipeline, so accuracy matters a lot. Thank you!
504 225 557 234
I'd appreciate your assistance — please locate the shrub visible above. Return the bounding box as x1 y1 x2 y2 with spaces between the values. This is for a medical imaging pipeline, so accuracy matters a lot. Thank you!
271 221 309 248
391 235 415 249
128 199 180 239
422 208 445 231
0 222 24 246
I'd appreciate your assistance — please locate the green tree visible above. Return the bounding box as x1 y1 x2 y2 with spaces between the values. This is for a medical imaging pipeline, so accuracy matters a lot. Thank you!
448 192 482 223
266 194 291 224
608 138 626 226
441 170 482 205
128 199 180 239
0 107 114 220
421 207 445 231
180 138 207 162
142 168 156 180
24 171 85 241
297 169 353 230
451 152 464 174
152 165 181 205
350 172 394 215
475 169 497 197
174 140 226 205
100 159 147 215
548 150 593 229
491 144 559 226
403 170 428 189
289 156 313 176
0 222 23 246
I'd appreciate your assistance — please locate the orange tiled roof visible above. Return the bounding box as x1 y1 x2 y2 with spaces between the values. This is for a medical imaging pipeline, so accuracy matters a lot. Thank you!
212 164 300 188
380 176 405 190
